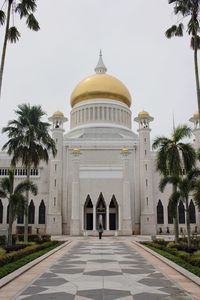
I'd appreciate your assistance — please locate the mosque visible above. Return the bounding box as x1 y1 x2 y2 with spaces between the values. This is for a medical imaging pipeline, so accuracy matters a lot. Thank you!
0 53 199 236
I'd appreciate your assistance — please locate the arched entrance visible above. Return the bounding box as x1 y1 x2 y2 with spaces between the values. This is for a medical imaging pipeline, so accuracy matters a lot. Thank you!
96 193 106 230
109 195 118 230
84 195 93 230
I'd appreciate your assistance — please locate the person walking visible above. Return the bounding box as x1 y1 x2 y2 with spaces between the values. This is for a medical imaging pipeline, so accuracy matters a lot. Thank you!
98 223 103 239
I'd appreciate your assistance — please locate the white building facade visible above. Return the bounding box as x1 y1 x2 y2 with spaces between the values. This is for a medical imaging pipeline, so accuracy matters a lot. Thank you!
0 54 199 236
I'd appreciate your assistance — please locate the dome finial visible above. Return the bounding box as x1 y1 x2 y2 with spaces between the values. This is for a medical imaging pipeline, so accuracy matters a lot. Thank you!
95 50 107 74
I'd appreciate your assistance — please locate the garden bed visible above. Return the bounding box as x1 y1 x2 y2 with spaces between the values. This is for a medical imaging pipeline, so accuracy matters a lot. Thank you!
143 239 200 278
0 241 62 279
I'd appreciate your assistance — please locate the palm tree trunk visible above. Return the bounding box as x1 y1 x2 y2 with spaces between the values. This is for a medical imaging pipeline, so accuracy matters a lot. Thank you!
0 0 13 98
24 165 30 243
173 209 179 243
173 184 179 243
8 204 13 246
194 35 200 119
185 197 191 248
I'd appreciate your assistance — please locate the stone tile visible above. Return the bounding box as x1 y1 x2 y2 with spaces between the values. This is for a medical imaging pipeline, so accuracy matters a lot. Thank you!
84 270 122 276
133 293 166 300
33 278 68 287
18 292 75 300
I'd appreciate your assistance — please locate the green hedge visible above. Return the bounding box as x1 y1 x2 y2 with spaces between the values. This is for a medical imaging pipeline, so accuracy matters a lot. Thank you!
0 241 60 267
0 242 61 279
144 243 200 277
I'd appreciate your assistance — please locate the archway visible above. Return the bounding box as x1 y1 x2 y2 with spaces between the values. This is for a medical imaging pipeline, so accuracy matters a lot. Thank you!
109 195 118 230
96 193 106 230
84 195 93 230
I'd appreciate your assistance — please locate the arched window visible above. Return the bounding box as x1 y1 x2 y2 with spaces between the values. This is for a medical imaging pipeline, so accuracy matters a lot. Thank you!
85 195 93 208
39 200 46 224
28 200 35 224
178 201 185 224
17 210 24 224
0 200 3 224
157 200 164 224
168 202 173 224
189 200 196 224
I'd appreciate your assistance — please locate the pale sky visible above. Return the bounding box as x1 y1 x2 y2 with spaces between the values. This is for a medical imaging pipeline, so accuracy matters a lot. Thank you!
0 0 198 147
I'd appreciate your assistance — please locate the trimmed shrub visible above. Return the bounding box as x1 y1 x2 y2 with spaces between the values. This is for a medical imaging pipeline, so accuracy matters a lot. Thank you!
0 241 58 267
0 235 6 246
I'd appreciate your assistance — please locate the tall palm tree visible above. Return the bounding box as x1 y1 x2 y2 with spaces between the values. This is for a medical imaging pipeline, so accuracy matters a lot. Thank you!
0 0 40 98
165 0 200 118
192 177 200 211
2 104 57 242
152 124 196 243
0 169 37 246
160 168 200 248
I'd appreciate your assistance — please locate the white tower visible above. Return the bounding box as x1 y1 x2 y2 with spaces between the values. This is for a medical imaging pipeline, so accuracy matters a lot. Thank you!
189 112 200 149
134 111 156 235
46 111 68 235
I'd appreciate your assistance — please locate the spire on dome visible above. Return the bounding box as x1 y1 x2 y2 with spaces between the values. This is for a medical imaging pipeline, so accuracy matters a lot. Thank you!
94 50 107 74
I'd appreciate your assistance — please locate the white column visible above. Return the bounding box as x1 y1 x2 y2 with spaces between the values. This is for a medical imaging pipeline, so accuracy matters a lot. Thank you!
118 206 121 230
81 205 84 231
106 205 109 230
93 206 96 230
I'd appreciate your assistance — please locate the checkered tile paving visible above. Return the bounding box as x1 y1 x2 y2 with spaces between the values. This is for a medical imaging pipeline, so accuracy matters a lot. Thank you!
14 239 195 300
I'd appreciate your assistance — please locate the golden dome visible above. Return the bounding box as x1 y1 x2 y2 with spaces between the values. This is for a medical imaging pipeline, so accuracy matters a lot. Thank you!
193 112 200 118
53 111 64 118
70 73 132 108
138 110 149 118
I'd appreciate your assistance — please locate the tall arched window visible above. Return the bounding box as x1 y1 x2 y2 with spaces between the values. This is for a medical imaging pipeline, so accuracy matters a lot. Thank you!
189 200 196 224
17 210 24 224
157 200 164 224
167 202 173 224
178 201 185 224
28 200 35 224
39 200 46 224
0 200 3 224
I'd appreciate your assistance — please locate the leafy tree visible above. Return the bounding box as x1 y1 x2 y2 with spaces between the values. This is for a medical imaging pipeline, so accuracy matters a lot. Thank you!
2 104 57 242
152 124 196 242
0 0 40 97
160 168 200 248
0 169 37 246
165 0 200 117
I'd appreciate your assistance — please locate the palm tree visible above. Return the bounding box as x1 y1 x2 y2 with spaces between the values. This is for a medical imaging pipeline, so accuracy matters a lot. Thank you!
160 168 200 248
152 124 196 243
0 169 37 246
0 0 40 98
165 0 200 118
2 104 57 242
192 177 200 211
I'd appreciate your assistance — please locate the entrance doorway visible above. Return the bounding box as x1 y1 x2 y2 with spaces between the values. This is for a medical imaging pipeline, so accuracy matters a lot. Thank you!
109 195 118 230
96 193 106 230
84 195 93 230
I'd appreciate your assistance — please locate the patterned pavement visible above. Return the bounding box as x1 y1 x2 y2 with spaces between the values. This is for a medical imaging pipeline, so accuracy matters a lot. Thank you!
15 238 195 300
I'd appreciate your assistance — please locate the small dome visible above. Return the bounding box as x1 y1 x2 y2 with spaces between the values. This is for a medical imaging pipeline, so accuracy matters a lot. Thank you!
52 111 64 118
138 110 150 118
193 112 200 119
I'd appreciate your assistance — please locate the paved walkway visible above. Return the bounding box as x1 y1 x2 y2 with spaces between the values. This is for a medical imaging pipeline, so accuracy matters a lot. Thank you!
9 238 199 300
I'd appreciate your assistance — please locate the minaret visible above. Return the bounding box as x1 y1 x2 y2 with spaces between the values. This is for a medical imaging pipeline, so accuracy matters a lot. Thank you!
46 111 68 235
189 112 200 149
134 110 156 235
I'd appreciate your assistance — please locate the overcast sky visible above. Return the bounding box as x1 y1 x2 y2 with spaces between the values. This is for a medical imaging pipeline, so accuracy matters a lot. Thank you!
0 0 198 147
